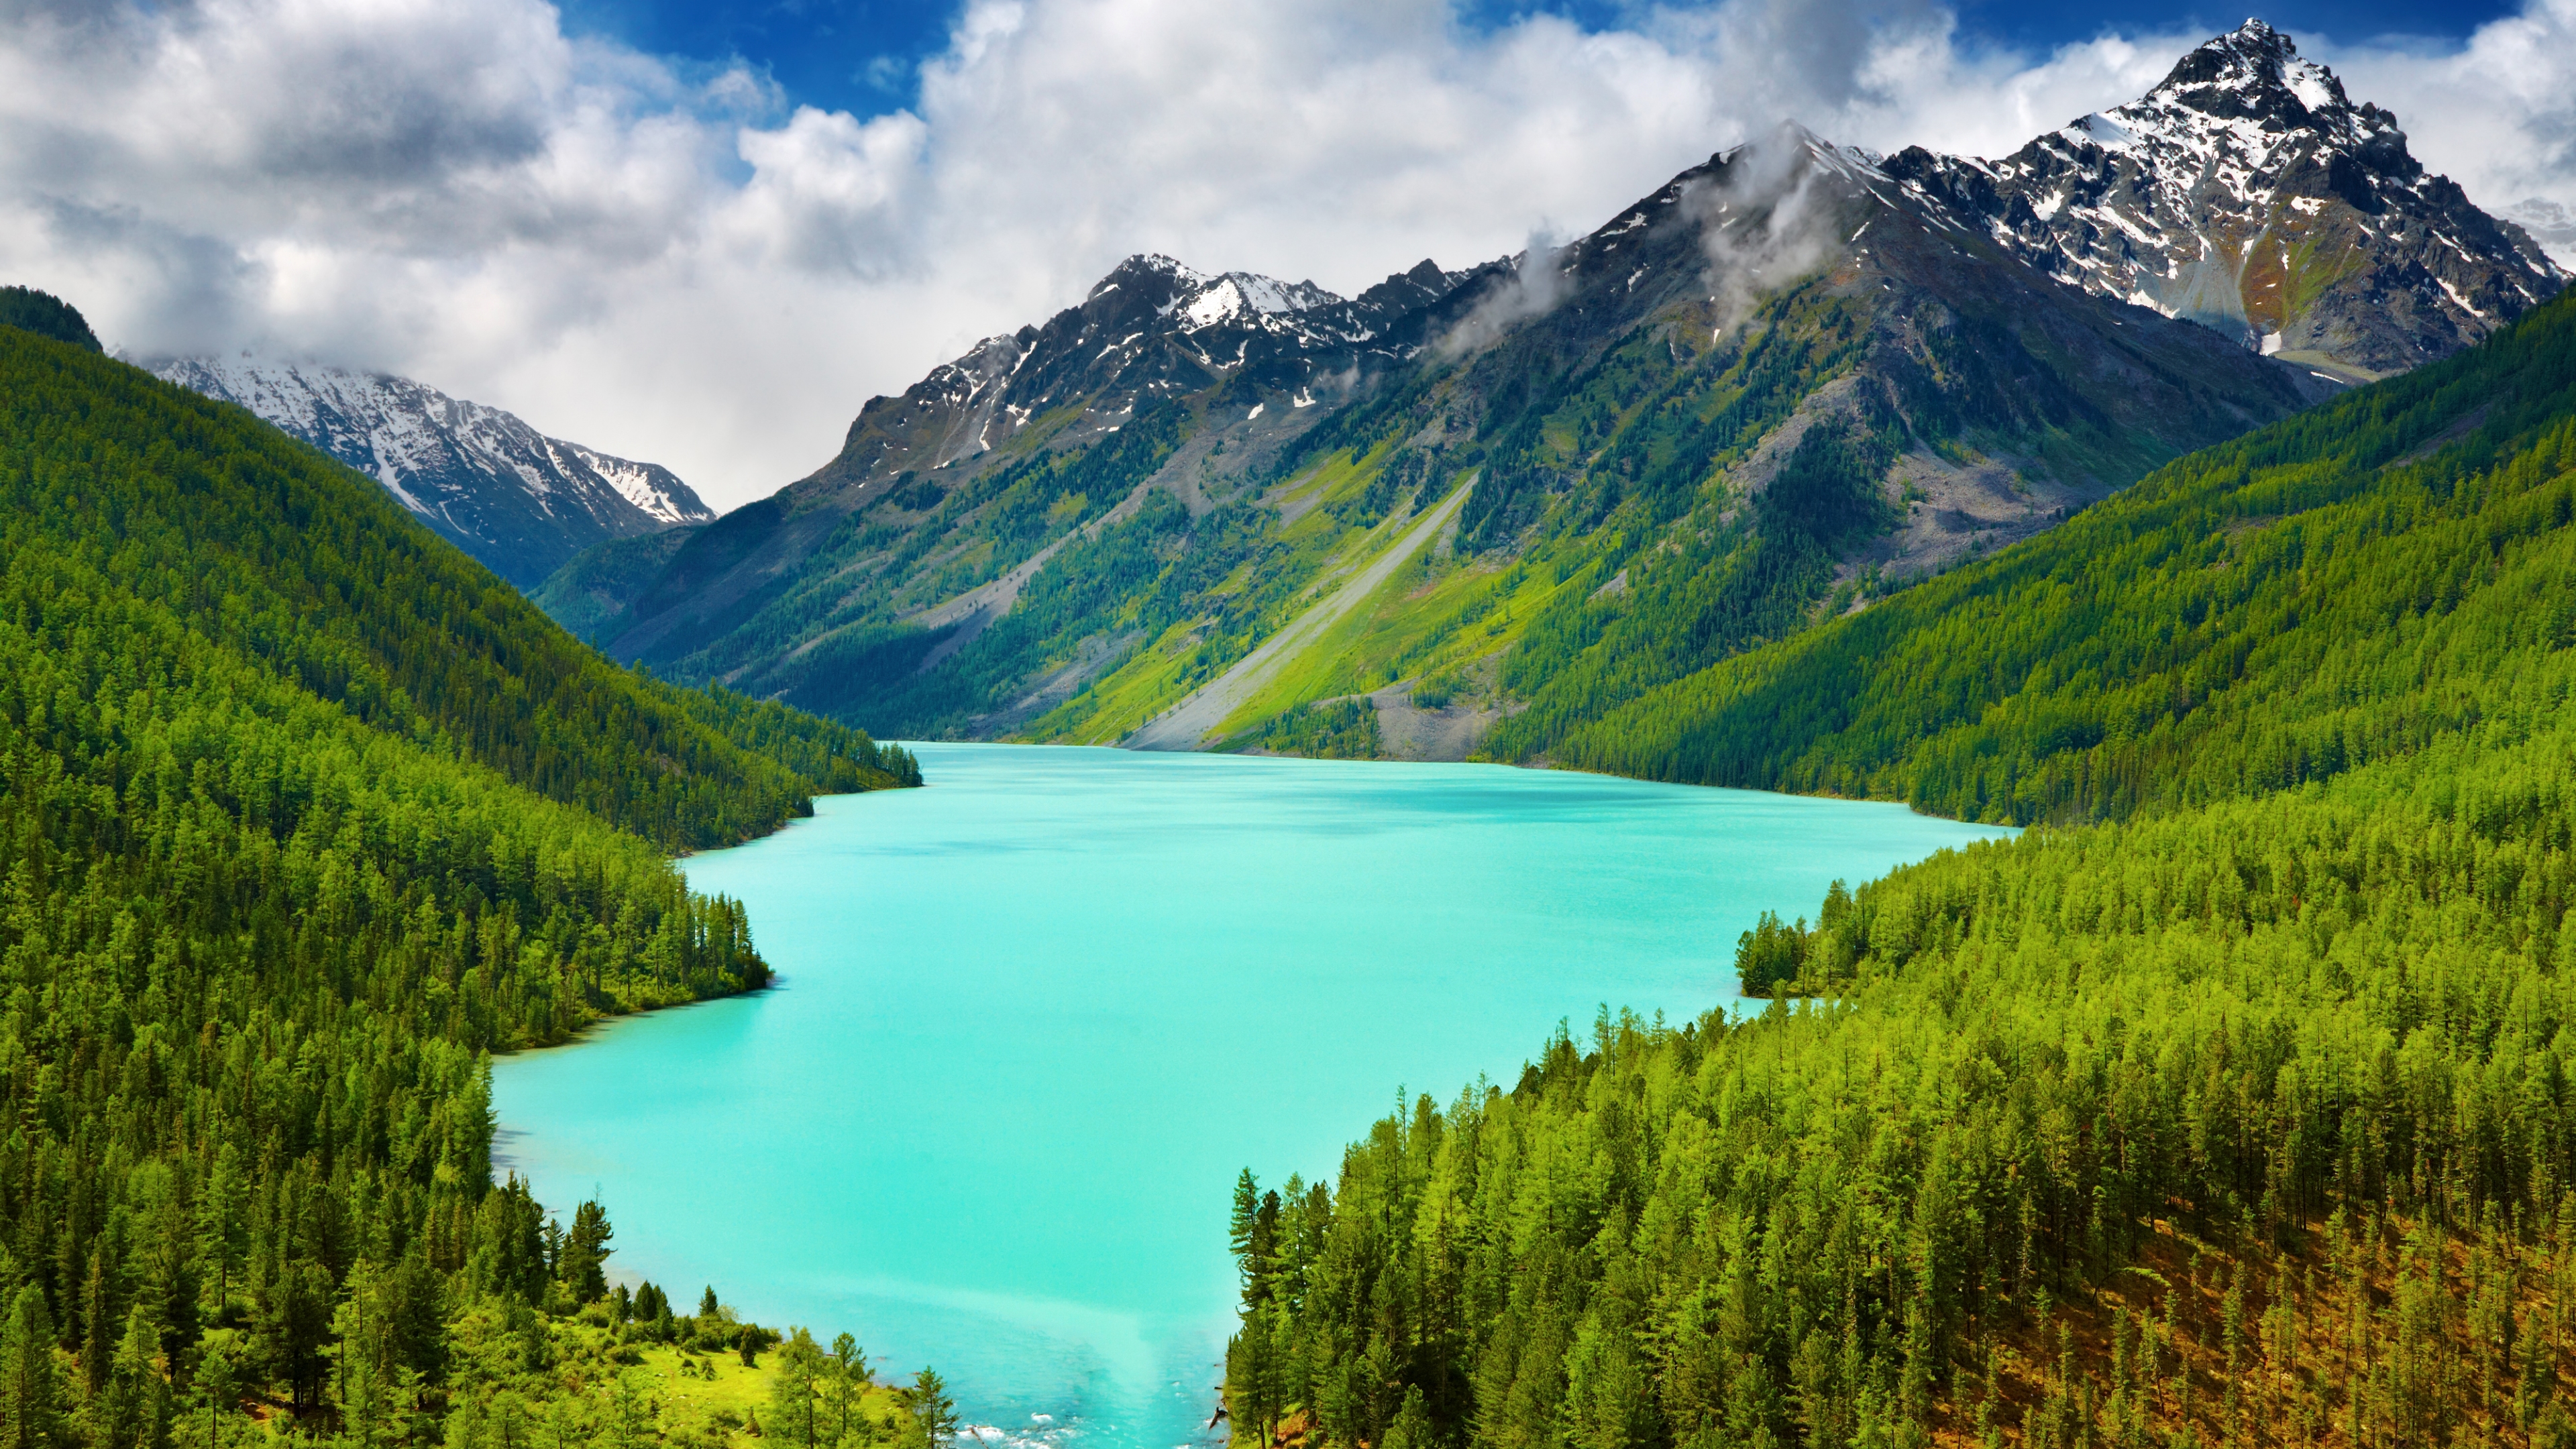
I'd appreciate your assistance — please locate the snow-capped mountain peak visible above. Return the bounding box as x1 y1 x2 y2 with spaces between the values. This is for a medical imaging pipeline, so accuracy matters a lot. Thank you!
156 355 711 586
825 252 1478 478
2150 19 2343 113
1880 19 2565 375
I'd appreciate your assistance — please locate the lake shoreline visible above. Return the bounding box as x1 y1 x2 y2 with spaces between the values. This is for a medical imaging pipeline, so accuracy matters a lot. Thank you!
494 745 2012 1449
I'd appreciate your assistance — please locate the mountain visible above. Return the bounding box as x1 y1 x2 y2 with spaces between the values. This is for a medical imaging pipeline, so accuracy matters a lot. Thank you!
1884 20 2565 377
566 23 2558 758
1226 272 2576 1449
0 308 912 1428
575 251 1480 670
154 355 714 588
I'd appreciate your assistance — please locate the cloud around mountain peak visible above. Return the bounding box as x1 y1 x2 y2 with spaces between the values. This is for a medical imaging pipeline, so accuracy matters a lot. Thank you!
1 0 2571 509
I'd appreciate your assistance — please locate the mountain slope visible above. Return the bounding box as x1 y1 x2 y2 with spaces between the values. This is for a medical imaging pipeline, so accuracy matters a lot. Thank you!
572 145 2309 745
0 312 914 1430
1885 21 2565 377
577 252 1477 678
1222 249 2576 1449
1556 284 2576 822
157 356 714 588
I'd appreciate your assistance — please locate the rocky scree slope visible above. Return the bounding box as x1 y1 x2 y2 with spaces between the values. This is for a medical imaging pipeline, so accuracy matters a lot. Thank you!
156 356 713 587
567 24 2555 753
1884 19 2565 378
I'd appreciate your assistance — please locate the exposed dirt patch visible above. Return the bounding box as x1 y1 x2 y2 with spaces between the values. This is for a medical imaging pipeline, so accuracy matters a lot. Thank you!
1369 683 1501 762
1850 445 2094 584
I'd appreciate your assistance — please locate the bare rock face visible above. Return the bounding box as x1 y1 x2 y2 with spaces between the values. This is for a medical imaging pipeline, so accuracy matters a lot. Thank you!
1883 19 2565 377
154 356 711 587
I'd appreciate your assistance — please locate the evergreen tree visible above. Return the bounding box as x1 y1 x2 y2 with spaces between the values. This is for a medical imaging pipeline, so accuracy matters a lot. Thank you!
0 322 916 1443
827 1334 873 1444
91 1308 167 1449
906 1368 957 1449
605 1372 649 1449
191 1343 237 1449
0 286 101 352
78 1252 109 1399
1224 286 2576 1449
1230 1170 1260 1286
0 1286 64 1449
558 1201 613 1305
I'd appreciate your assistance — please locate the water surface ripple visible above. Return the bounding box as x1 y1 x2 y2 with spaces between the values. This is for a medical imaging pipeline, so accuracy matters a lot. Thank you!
492 745 2013 1449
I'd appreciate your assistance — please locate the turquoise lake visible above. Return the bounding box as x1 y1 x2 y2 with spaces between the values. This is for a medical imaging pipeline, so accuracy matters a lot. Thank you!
489 744 2012 1449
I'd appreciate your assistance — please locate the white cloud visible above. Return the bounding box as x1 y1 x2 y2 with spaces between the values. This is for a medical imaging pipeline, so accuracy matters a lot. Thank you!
2326 0 2576 260
0 0 2568 511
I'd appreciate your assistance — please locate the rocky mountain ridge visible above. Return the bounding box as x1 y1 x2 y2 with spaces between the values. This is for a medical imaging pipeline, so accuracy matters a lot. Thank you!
816 252 1481 486
155 356 712 587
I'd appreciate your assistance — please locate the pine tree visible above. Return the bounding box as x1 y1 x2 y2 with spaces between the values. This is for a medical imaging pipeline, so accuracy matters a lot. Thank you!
1229 1170 1260 1307
79 1251 111 1398
906 1368 957 1449
828 1335 872 1444
192 1342 238 1449
0 1285 64 1449
606 1372 649 1449
193 1148 248 1327
559 1201 613 1305
95 1307 170 1449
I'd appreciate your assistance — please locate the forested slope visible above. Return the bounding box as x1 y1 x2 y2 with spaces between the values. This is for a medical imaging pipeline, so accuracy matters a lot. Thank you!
1222 290 2576 1447
0 320 923 1438
1 329 912 849
1552 286 2576 822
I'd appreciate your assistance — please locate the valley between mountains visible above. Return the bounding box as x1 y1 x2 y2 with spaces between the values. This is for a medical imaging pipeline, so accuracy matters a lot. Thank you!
11 10 2576 1449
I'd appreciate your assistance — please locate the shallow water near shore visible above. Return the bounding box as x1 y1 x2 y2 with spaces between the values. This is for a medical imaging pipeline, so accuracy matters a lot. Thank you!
491 744 2012 1449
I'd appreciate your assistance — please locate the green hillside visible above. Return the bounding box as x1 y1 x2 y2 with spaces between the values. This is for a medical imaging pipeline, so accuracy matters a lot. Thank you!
1552 287 2576 824
0 321 919 1436
1222 294 2576 1446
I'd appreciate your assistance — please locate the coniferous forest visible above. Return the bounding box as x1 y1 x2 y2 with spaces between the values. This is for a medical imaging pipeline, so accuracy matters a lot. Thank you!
0 313 934 1443
1221 291 2576 1447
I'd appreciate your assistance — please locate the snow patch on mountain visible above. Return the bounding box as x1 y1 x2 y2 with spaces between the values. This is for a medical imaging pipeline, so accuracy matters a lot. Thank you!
154 355 712 586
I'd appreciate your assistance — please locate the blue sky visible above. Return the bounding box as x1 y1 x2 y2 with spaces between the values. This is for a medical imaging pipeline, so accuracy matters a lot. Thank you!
557 0 2518 122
